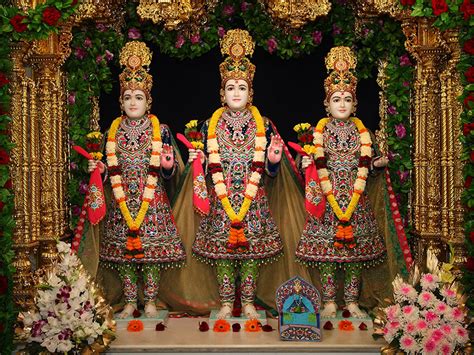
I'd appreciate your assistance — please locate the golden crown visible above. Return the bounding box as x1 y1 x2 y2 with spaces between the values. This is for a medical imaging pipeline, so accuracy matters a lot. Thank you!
324 46 358 100
119 41 153 97
219 29 256 87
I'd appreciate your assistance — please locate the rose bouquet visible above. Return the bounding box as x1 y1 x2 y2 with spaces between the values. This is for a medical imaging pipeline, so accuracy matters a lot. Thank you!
17 241 115 353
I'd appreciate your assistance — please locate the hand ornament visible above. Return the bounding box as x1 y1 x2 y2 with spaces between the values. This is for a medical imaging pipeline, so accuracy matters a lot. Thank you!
267 134 283 164
161 144 174 169
301 155 312 170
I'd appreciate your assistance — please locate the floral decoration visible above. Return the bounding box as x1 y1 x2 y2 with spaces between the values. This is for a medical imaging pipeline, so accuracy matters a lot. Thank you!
127 320 144 332
184 120 204 150
244 319 260 332
213 319 231 332
17 241 115 353
374 250 469 354
293 123 316 155
338 320 355 331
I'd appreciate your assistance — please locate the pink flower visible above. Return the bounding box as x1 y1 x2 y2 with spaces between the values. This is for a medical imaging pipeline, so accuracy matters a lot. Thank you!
222 5 235 16
83 37 92 48
423 339 437 354
312 31 322 45
395 123 406 138
424 310 439 324
435 301 449 315
399 53 412 66
455 326 469 343
431 328 444 343
217 26 226 38
420 273 439 290
105 49 114 62
387 105 398 115
449 307 464 322
400 335 418 352
332 24 342 36
388 321 400 330
394 282 417 302
79 180 88 195
440 342 452 355
441 324 452 337
417 291 435 308
96 23 107 32
406 322 415 333
292 35 302 43
190 33 201 44
128 27 142 40
403 81 410 87
382 326 396 343
96 55 103 64
385 304 400 322
75 47 86 60
67 92 76 105
241 1 250 12
402 305 418 319
267 37 278 54
396 170 409 183
175 34 185 49
72 205 81 216
441 287 457 305
415 319 427 332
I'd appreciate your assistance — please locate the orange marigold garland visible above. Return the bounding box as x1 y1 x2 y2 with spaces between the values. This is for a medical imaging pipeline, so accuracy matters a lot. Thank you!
127 320 144 332
213 319 231 332
313 117 371 249
106 114 162 259
207 106 266 253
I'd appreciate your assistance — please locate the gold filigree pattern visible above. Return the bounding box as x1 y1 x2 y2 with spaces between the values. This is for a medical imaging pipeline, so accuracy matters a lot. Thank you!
263 0 331 29
119 41 153 97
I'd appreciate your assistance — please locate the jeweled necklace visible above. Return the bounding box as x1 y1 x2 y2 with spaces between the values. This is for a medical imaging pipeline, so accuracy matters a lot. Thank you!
313 117 372 248
208 105 266 252
106 114 162 259
222 109 252 145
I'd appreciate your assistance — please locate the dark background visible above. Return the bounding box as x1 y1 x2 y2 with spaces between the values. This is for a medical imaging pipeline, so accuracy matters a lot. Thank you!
99 36 381 147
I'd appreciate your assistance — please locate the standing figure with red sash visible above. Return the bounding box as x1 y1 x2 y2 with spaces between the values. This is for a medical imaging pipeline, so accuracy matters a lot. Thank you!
188 30 284 320
296 47 389 318
88 41 186 319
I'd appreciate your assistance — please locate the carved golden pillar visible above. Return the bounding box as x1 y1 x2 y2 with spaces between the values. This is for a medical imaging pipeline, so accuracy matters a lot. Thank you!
438 29 466 267
10 41 38 309
25 29 72 268
402 18 451 263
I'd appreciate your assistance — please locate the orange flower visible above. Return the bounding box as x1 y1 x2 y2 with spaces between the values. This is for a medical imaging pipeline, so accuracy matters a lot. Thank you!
213 319 231 332
244 319 261 332
127 320 144 332
338 320 354 331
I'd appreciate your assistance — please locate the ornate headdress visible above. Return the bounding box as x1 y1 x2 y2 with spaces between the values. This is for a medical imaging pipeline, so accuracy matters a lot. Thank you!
324 46 358 101
119 41 153 98
219 29 256 87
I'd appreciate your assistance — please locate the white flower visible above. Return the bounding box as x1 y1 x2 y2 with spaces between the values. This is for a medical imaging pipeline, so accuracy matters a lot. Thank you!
417 291 436 309
420 273 439 291
399 334 420 353
57 241 71 254
394 282 418 303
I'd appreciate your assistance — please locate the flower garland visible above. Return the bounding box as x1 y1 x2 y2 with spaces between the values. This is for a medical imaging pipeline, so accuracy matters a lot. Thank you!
106 114 162 259
313 117 372 248
207 106 266 252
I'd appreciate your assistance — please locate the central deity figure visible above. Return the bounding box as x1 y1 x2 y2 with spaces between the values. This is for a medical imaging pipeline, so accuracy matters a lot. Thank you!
189 29 285 320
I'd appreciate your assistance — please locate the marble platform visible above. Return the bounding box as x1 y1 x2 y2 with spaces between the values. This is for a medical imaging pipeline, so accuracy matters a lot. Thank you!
115 310 169 330
208 309 267 327
108 316 387 353
321 310 373 329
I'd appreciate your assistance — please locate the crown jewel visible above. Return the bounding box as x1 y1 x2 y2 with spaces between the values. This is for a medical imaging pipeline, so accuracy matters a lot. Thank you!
119 41 153 97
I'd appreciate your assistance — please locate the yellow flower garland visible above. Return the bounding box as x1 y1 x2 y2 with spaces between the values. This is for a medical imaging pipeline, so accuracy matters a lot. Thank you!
106 115 162 231
313 117 371 222
207 106 266 223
